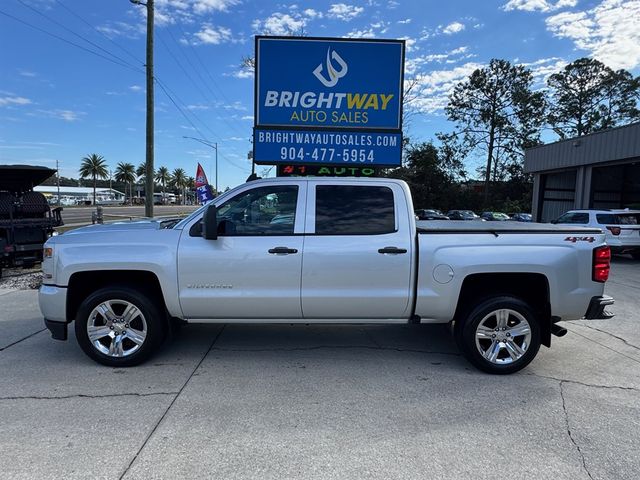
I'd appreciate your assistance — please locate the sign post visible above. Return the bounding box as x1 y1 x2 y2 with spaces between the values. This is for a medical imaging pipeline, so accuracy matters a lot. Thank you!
253 36 405 168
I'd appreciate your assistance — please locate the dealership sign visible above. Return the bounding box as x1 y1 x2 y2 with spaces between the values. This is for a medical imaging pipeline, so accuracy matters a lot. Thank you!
253 36 405 166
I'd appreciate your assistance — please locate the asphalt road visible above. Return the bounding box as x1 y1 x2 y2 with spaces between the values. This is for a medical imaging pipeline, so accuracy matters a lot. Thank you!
60 205 199 226
0 258 638 479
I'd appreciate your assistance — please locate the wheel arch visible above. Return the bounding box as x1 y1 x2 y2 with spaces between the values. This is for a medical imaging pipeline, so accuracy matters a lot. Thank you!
66 270 169 326
454 272 552 347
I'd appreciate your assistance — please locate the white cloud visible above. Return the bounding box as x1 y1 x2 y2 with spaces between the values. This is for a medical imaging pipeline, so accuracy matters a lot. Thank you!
35 109 85 122
231 69 254 79
502 0 577 12
387 0 400 8
129 85 142 92
397 18 412 24
303 8 323 19
253 13 306 35
191 0 239 14
519 56 568 84
193 24 236 44
546 0 640 70
97 21 145 39
421 21 467 39
0 96 32 107
410 62 483 113
347 21 389 38
405 46 472 75
327 3 364 21
186 104 210 110
241 115 254 121
442 21 465 34
18 70 37 77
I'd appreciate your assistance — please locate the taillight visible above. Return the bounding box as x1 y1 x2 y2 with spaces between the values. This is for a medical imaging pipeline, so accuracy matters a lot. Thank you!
606 226 621 235
593 246 611 283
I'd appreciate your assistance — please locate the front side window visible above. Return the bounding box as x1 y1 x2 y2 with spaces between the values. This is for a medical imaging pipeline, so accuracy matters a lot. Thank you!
315 185 395 235
215 185 298 236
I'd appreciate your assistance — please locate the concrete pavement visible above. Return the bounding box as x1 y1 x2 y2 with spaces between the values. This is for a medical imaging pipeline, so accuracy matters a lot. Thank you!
0 258 638 479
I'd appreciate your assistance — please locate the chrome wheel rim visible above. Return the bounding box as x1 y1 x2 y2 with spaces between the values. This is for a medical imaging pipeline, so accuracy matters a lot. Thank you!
475 308 532 365
87 300 147 358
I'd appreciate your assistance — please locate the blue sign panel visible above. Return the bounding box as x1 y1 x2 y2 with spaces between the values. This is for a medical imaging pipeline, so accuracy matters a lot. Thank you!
255 37 404 131
254 128 402 167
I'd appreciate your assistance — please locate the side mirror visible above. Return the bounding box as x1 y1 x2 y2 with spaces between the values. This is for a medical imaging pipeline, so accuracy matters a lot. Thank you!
202 205 218 240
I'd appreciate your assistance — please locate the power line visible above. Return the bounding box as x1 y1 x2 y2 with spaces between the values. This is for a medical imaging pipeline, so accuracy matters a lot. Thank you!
0 8 144 75
173 23 251 136
15 0 144 74
162 28 248 139
52 0 143 66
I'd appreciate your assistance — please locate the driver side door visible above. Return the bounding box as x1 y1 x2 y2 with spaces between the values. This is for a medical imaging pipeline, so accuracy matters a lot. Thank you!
177 182 306 320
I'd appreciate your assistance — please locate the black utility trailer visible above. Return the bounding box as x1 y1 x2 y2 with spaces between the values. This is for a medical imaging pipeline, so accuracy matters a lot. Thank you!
0 165 63 274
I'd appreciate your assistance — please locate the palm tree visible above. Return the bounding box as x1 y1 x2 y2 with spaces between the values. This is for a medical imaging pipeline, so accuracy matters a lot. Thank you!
115 162 136 205
186 176 195 205
155 166 171 204
172 168 187 205
79 154 108 205
136 162 152 201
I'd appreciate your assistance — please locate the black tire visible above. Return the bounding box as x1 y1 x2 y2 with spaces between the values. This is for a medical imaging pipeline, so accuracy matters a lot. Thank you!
455 296 541 374
631 250 640 261
75 286 166 367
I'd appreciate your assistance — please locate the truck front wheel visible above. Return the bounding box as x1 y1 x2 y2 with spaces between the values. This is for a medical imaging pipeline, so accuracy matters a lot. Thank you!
456 296 541 374
74 287 165 367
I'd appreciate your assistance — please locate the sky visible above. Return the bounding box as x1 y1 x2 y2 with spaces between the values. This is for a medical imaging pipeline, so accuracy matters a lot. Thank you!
1 0 639 188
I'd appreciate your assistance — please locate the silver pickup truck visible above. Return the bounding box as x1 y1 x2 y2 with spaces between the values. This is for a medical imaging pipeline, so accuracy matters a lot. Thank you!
39 178 614 374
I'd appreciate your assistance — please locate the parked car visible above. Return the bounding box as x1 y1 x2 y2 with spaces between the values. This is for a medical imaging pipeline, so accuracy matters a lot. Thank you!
0 165 63 274
510 213 533 223
415 209 449 220
481 212 511 221
553 209 640 259
40 178 614 374
447 210 482 221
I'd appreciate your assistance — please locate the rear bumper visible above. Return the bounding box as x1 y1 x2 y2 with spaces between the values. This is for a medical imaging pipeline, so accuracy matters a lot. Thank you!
584 295 615 319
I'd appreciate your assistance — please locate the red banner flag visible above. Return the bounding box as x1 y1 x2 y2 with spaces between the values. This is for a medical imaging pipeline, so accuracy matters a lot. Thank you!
195 163 209 188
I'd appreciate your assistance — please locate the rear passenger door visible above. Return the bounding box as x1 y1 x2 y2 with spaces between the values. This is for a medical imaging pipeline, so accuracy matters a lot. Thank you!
301 182 413 319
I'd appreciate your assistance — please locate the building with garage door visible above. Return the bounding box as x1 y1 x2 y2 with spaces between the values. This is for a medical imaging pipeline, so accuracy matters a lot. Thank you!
525 122 640 223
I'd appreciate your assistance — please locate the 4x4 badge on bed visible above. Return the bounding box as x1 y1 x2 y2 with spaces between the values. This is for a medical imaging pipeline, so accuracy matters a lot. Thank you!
564 236 596 243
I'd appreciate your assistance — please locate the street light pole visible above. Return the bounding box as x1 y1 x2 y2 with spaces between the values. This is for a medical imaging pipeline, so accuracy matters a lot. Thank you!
182 136 218 194
131 0 154 217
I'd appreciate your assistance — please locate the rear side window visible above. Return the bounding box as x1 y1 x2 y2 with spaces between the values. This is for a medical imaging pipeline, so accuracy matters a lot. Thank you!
596 214 616 224
556 212 589 224
617 214 639 225
315 185 395 235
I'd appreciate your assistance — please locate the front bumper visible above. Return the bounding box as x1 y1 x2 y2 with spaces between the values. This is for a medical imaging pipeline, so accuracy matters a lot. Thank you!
39 285 69 341
584 295 615 319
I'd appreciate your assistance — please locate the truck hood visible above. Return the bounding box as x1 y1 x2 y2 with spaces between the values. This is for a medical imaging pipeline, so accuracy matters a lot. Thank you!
62 219 164 235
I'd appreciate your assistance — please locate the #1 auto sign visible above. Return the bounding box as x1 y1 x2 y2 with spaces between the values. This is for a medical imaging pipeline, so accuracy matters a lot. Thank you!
253 36 404 167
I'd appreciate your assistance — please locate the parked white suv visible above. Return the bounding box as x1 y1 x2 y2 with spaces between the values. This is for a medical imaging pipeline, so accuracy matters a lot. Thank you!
554 209 640 259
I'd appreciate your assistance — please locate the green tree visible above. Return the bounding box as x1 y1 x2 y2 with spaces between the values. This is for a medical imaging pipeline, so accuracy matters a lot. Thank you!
547 57 640 138
171 168 187 205
115 162 136 205
441 59 545 205
186 176 195 204
79 154 108 205
154 166 171 203
386 142 463 210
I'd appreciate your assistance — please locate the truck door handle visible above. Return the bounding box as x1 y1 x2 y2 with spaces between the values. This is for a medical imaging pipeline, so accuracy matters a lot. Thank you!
268 247 298 255
378 246 407 254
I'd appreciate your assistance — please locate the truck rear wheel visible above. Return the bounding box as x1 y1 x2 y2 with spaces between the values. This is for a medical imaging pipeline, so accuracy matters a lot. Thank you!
74 286 165 367
456 296 541 374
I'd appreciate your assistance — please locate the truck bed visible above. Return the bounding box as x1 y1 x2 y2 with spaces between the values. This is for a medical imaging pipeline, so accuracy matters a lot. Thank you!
416 220 603 234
